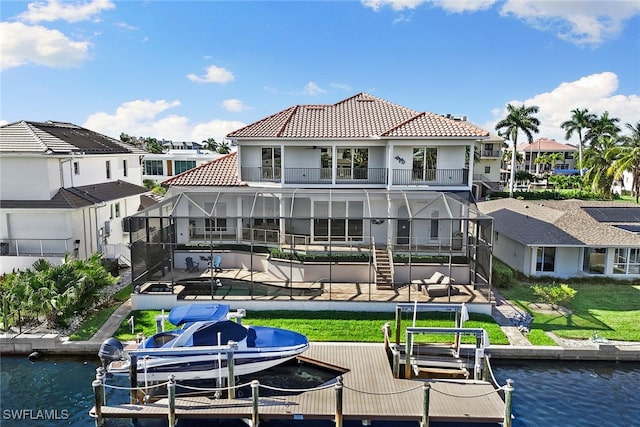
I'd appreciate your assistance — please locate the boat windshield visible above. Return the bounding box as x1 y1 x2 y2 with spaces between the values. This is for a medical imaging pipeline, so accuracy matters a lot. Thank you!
187 320 247 347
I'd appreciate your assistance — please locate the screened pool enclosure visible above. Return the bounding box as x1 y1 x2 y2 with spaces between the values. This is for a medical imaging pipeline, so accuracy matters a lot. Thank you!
124 189 494 302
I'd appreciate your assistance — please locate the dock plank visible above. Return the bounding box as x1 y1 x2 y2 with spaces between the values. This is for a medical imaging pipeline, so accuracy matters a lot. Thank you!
99 342 505 423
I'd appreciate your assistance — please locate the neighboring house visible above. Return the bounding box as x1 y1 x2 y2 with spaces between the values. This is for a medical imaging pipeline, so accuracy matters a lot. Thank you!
478 198 640 280
0 120 152 273
127 93 495 293
473 133 505 199
142 149 225 183
516 138 577 175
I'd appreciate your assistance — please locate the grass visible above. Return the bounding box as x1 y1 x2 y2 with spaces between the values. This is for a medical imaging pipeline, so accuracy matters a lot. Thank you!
68 304 120 341
113 309 509 345
498 281 640 345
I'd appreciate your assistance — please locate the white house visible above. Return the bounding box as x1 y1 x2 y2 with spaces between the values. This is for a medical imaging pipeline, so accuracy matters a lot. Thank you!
142 149 225 183
473 133 505 199
478 198 640 280
517 138 578 175
0 121 152 273
126 93 495 295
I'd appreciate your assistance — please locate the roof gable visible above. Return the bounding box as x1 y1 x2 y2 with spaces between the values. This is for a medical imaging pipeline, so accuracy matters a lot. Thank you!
162 152 245 187
227 93 489 139
0 121 144 155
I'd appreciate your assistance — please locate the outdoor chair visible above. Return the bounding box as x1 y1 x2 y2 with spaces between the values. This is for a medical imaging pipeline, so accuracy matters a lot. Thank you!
411 271 446 291
185 257 199 272
213 255 223 272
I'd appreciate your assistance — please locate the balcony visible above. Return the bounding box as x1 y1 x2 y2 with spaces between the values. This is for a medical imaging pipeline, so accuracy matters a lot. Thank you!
481 150 501 158
391 168 468 186
0 238 76 257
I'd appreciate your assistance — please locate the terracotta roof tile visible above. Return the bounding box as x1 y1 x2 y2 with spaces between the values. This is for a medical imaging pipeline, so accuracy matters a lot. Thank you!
227 93 489 139
161 152 245 187
517 138 577 152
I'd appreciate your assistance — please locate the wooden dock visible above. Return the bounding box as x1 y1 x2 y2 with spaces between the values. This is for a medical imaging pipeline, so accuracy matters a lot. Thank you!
95 343 506 424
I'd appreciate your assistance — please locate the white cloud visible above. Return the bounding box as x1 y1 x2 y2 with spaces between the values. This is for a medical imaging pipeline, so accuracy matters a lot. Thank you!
187 65 235 84
361 0 426 12
83 99 245 142
114 21 137 31
18 0 115 24
222 99 247 112
484 72 640 144
0 22 91 70
302 82 326 96
330 83 353 91
499 1 640 46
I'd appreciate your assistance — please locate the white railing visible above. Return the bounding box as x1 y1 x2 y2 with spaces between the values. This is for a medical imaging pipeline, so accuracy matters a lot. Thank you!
0 238 75 257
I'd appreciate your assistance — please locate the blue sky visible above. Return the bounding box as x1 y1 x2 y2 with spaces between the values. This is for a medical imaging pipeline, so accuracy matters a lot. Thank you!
1 0 639 144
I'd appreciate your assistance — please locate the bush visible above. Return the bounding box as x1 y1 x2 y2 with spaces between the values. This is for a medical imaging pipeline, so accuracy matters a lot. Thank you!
531 283 577 308
492 258 514 289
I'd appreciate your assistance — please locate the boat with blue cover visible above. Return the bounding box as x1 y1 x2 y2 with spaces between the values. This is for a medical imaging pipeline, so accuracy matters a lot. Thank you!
98 303 309 381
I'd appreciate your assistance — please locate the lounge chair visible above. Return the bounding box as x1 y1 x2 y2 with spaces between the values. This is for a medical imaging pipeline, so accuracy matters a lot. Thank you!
213 255 223 272
185 257 199 272
411 271 445 290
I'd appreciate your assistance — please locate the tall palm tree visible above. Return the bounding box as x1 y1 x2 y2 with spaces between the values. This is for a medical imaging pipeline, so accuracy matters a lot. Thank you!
583 134 618 198
495 104 540 197
202 137 218 152
561 108 596 176
607 121 640 203
586 111 620 144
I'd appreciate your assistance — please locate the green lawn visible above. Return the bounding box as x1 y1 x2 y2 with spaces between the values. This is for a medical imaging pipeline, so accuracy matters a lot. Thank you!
69 304 120 341
113 309 509 345
499 281 640 345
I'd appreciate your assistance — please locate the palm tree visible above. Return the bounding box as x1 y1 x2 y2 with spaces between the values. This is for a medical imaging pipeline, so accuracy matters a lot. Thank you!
561 108 596 176
217 141 231 154
202 138 218 152
583 134 618 197
495 104 540 197
607 121 640 203
586 111 620 144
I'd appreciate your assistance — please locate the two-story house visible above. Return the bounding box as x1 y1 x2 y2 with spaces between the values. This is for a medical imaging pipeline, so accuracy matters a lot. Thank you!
125 94 495 297
517 138 577 175
0 121 151 273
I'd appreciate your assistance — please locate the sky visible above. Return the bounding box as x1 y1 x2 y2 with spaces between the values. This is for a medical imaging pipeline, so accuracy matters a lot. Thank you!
1 0 639 145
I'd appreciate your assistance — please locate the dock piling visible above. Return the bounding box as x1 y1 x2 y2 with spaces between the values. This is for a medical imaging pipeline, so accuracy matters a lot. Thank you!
335 376 343 427
92 379 104 427
129 354 138 404
405 331 414 379
251 380 260 427
504 378 514 427
167 375 176 427
421 382 430 427
227 341 237 399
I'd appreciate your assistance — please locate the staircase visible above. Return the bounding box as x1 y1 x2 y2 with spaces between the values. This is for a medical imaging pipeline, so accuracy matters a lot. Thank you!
374 245 394 290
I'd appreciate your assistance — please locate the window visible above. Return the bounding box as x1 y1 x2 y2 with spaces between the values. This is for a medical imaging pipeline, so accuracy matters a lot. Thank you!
174 160 196 174
583 247 606 274
412 147 437 180
313 200 363 241
123 159 128 177
484 166 491 174
336 148 368 179
320 147 332 179
430 211 439 239
613 248 640 275
106 160 111 179
144 160 164 176
204 202 227 233
261 147 281 180
115 203 121 218
73 161 80 175
536 247 556 272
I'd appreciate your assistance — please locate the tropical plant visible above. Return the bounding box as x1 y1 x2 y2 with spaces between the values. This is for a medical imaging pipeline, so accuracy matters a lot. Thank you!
202 137 218 152
532 283 577 309
607 121 640 203
561 108 596 176
144 137 165 154
495 104 540 197
586 111 620 145
583 134 618 197
217 140 231 154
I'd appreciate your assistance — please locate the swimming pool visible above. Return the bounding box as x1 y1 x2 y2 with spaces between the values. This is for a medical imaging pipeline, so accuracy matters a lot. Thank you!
174 277 323 298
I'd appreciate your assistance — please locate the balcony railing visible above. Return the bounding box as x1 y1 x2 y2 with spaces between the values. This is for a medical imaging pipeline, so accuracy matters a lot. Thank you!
0 238 76 257
242 167 466 186
481 150 501 158
391 168 468 186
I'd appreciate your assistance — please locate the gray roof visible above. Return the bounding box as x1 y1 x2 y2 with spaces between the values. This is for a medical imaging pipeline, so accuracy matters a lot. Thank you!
0 121 145 155
0 180 149 209
477 198 640 247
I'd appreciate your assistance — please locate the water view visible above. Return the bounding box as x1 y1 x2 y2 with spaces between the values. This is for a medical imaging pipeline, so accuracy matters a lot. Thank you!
1 356 639 426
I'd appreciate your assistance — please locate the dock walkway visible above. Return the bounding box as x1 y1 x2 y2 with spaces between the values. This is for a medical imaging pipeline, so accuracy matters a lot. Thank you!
97 342 506 424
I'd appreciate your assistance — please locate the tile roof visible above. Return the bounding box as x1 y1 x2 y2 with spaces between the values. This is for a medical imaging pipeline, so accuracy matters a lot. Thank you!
161 152 245 187
0 180 149 209
0 121 145 155
517 138 576 152
477 198 640 247
227 93 489 139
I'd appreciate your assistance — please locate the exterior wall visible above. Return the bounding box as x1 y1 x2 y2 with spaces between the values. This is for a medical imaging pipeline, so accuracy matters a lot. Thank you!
142 151 222 182
0 157 56 200
492 232 528 274
69 154 143 187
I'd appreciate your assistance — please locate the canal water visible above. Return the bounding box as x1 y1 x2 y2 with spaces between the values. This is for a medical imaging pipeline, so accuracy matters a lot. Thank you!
1 355 639 426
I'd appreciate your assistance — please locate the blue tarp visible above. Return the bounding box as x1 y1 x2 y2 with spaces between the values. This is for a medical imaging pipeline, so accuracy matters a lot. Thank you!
168 303 230 326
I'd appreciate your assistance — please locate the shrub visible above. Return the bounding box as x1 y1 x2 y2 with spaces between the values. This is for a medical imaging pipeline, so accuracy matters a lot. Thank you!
492 258 514 289
531 283 577 308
